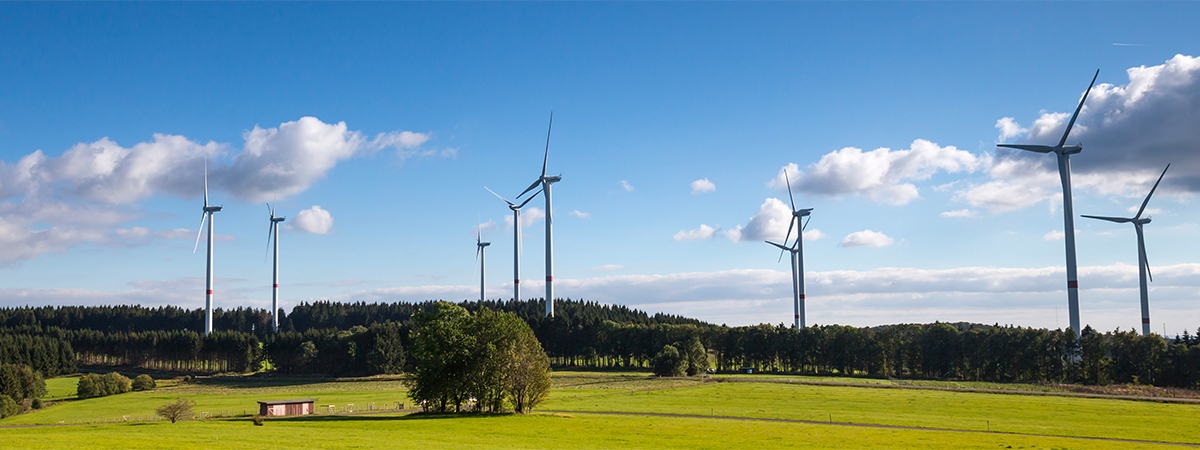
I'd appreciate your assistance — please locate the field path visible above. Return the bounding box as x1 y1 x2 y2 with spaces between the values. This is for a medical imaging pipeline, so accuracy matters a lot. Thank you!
541 409 1200 447
560 374 1200 404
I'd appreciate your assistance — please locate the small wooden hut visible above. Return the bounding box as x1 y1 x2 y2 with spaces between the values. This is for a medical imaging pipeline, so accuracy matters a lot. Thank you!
257 398 317 416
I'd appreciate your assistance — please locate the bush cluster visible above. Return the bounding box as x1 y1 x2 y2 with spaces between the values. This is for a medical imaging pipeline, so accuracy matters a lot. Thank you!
76 372 132 399
405 302 551 414
131 374 156 391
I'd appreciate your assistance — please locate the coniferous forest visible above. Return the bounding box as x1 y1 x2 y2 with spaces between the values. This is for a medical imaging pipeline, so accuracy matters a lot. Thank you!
2 300 1199 389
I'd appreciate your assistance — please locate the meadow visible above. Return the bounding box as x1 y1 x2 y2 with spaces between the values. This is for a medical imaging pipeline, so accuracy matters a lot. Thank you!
2 373 1198 449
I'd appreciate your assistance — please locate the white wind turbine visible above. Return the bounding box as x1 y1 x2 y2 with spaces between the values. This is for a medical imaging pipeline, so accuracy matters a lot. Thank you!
476 224 491 303
516 114 561 317
997 69 1099 337
765 170 812 329
265 201 285 333
193 160 223 335
1082 164 1170 336
485 186 543 303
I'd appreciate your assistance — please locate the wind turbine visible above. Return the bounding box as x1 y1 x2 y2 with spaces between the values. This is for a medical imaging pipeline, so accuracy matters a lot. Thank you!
766 170 812 329
997 69 1099 337
476 224 491 303
485 186 542 303
1082 164 1170 336
265 201 285 333
193 160 223 335
516 114 561 317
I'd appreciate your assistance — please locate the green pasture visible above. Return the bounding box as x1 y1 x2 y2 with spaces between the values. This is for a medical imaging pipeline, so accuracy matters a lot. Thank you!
548 378 1200 444
0 411 1158 450
3 374 1198 448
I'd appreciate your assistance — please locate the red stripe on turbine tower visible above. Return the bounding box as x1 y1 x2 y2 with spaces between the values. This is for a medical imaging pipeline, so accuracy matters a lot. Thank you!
799 294 806 299
546 276 553 282
274 284 278 288
207 290 213 295
1068 281 1079 288
1143 318 1151 323
514 279 520 284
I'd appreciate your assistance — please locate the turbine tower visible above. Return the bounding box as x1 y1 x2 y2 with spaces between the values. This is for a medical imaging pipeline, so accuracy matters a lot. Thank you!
485 186 542 303
476 225 491 303
266 201 285 333
193 160 222 335
766 170 812 329
1082 164 1170 336
516 114 561 317
997 69 1099 337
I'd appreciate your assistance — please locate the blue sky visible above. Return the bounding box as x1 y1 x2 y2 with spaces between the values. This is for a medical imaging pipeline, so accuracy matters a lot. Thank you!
1 2 1198 333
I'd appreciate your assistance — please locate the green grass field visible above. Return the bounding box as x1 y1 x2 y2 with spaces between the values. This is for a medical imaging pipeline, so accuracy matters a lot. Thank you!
3 374 1197 449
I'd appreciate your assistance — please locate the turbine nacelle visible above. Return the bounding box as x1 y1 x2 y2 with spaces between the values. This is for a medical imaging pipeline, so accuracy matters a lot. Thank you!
544 175 562 183
204 206 223 213
271 216 286 223
793 208 813 218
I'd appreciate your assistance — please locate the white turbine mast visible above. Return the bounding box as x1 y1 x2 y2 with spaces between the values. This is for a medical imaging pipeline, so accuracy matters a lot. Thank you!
476 223 491 303
266 200 286 333
765 169 812 329
1082 164 1170 336
193 159 223 335
516 113 561 317
997 69 1099 337
485 186 542 303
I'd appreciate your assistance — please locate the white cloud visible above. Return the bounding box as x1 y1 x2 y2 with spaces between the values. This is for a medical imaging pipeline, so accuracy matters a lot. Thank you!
504 207 545 229
841 230 894 247
995 117 1028 142
771 139 983 205
959 55 1200 213
802 229 829 241
0 117 429 262
722 198 793 243
673 224 719 242
313 263 1200 331
1126 206 1164 216
570 210 590 219
691 178 716 194
620 180 634 192
1044 230 1066 241
940 209 978 219
472 220 497 237
288 205 335 235
592 265 624 272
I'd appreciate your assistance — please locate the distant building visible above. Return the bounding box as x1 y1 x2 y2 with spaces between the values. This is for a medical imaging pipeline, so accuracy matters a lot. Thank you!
257 399 316 416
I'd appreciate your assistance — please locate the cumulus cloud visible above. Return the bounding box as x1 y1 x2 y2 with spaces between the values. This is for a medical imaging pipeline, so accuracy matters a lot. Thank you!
0 117 430 262
471 220 497 237
841 230 894 247
673 224 719 242
620 180 634 192
940 209 978 219
958 55 1200 213
504 207 545 229
288 205 335 235
1044 230 1066 241
722 198 826 244
570 210 590 219
691 178 716 194
772 139 983 205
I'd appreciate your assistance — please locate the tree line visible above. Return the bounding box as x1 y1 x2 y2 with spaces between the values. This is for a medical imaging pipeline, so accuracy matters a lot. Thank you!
3 302 1200 389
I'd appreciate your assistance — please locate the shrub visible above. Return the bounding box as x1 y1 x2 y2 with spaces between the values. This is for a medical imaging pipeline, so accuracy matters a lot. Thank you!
19 398 32 412
132 374 156 391
252 414 265 426
77 372 134 399
653 345 688 377
156 398 196 424
31 398 43 410
0 395 18 418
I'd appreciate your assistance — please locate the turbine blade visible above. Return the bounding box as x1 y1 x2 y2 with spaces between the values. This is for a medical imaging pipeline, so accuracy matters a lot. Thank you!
1140 237 1153 282
781 216 796 252
485 186 516 206
517 178 542 199
271 196 277 217
517 188 543 208
996 144 1055 153
802 215 811 232
203 158 209 208
542 112 553 178
266 202 272 218
1057 69 1100 148
1136 164 1170 219
265 222 275 262
784 169 796 211
193 213 207 254
1080 214 1131 224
